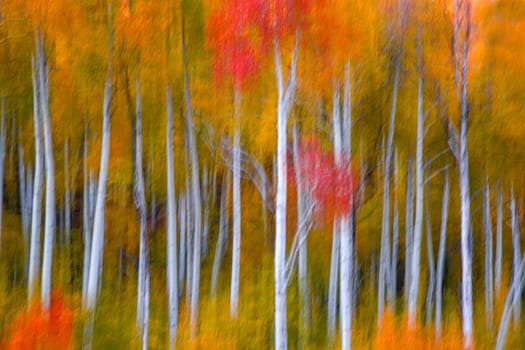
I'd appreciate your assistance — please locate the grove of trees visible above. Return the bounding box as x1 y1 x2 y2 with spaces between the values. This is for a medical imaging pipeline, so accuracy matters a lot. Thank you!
0 0 525 349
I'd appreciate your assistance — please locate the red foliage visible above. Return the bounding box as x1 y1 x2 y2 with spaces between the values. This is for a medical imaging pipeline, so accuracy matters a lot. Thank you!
291 136 358 218
206 0 267 89
206 0 316 89
4 290 74 350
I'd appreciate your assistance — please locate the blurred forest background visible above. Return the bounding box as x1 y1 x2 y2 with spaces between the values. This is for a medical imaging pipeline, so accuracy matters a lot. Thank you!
0 0 524 349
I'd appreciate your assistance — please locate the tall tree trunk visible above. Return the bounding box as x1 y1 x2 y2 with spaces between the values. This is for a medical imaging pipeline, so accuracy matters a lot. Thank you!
483 180 494 330
230 88 241 318
134 79 149 350
435 170 449 339
495 181 503 295
388 152 399 308
202 165 210 256
181 27 202 332
425 188 435 325
274 33 298 350
408 73 423 327
510 187 520 325
37 35 56 311
86 21 113 311
28 57 43 302
404 158 414 308
379 61 399 321
178 193 186 295
166 86 178 348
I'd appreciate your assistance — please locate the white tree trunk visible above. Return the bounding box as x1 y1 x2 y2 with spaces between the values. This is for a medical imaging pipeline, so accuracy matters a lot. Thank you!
37 36 56 310
495 181 503 295
86 32 113 311
274 34 298 350
28 56 43 302
388 152 399 308
483 180 494 329
327 222 340 343
510 187 520 325
230 88 241 318
166 86 178 348
404 158 414 308
379 63 399 321
181 32 202 331
178 193 186 295
425 190 435 325
134 80 149 350
495 253 525 350
435 170 449 339
408 74 423 327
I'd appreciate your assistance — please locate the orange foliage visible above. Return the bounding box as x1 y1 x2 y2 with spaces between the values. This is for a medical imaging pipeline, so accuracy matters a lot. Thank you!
374 311 464 350
3 290 74 350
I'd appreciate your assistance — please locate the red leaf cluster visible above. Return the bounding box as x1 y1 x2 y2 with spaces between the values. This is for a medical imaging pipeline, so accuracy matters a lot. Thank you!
206 0 314 89
291 136 358 217
4 290 74 350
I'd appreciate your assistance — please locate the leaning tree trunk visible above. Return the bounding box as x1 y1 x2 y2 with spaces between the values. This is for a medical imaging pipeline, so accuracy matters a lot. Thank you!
86 26 113 311
134 79 149 350
166 86 178 347
28 57 44 303
230 88 241 318
37 36 56 311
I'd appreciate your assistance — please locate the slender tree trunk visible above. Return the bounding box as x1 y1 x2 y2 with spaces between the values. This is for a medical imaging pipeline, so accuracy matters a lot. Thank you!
28 56 44 303
178 193 186 295
211 172 230 296
327 222 340 343
134 80 149 350
495 253 525 350
37 36 56 310
404 158 414 308
181 29 202 331
510 187 520 325
230 88 241 318
408 73 423 327
495 181 503 295
166 86 178 348
379 62 399 321
185 175 193 305
388 152 399 308
86 23 113 311
425 189 435 325
435 170 449 339
483 180 494 330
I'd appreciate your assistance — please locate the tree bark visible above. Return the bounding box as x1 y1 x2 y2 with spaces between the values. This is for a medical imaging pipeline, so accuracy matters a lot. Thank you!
166 86 178 347
495 181 503 295
230 88 241 318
